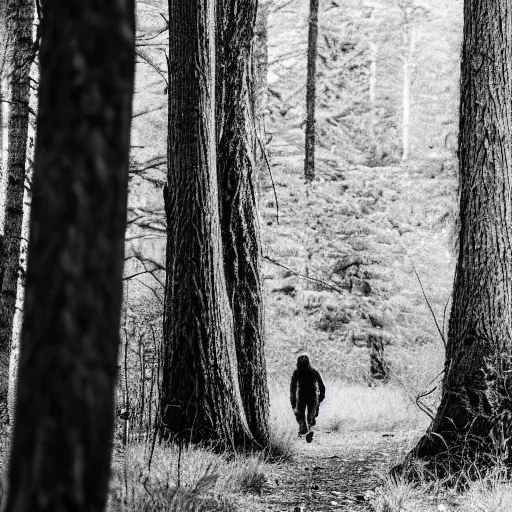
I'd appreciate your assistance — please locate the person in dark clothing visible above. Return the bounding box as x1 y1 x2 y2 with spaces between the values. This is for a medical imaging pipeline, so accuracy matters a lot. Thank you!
290 354 325 440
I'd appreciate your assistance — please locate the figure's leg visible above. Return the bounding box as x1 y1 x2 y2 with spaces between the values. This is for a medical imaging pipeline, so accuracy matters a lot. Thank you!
306 398 316 442
294 400 307 435
307 396 319 427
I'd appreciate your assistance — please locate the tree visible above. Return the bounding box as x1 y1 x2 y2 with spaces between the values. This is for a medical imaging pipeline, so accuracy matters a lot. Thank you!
160 0 254 448
216 0 270 446
409 0 512 476
304 0 319 181
0 0 34 407
396 0 426 163
3 0 135 509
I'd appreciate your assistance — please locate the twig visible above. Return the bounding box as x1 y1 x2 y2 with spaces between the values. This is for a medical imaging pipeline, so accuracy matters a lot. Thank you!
395 234 447 348
135 48 167 84
147 325 161 472
415 386 436 420
123 268 162 282
132 103 166 119
442 291 452 344
256 132 279 224
273 0 295 12
411 264 446 348
134 278 164 305
263 255 345 294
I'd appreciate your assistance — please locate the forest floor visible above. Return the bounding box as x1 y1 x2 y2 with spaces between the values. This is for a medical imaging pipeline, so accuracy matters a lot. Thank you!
238 430 415 512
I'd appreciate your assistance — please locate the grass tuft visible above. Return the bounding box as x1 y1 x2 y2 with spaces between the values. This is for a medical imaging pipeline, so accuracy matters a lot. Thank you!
108 441 269 511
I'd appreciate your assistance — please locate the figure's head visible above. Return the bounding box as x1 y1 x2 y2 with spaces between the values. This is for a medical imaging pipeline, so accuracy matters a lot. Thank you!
297 354 310 371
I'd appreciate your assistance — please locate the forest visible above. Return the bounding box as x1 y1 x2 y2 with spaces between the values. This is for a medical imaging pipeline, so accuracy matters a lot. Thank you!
0 0 511 511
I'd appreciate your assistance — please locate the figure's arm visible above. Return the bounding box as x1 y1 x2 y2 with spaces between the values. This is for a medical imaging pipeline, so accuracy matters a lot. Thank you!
290 370 298 409
316 371 325 402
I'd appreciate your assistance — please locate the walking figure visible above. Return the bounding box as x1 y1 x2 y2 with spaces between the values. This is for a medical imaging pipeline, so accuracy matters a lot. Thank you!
290 354 325 442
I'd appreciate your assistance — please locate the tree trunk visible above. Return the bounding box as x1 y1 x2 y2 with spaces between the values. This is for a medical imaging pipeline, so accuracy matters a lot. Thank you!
216 0 270 446
401 18 414 163
369 39 377 142
304 0 319 182
0 0 34 406
160 0 254 449
412 0 512 476
253 0 270 197
3 0 135 509
0 80 3 174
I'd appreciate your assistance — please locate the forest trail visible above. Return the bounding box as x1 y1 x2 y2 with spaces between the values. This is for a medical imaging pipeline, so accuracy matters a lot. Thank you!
241 430 415 511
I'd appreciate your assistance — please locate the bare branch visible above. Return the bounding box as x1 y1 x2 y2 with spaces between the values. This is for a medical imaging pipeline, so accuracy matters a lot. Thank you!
263 255 345 294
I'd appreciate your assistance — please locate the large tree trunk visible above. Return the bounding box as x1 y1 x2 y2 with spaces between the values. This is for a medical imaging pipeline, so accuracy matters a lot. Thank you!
304 0 319 182
253 0 270 197
411 0 512 476
3 0 135 509
0 0 34 406
216 0 270 446
160 0 254 449
0 80 3 173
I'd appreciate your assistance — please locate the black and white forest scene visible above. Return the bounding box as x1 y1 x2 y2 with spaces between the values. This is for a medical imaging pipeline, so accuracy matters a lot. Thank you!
1 0 512 511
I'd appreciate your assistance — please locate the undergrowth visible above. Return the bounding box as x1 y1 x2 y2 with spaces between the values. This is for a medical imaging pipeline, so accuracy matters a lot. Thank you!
108 442 270 511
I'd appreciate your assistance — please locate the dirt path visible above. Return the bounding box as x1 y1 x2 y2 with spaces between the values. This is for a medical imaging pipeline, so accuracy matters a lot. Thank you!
242 430 416 512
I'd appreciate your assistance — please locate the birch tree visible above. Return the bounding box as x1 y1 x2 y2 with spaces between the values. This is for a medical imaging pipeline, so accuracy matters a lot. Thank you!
0 0 34 407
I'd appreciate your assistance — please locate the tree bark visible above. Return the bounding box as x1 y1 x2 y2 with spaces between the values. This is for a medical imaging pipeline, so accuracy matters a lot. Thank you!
412 0 512 475
3 0 135 509
216 0 270 446
0 80 3 174
0 0 34 405
304 0 319 182
160 0 254 449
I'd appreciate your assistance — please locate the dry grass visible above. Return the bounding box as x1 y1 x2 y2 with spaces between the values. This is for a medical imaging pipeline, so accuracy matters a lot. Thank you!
459 466 512 512
319 381 428 433
371 473 432 512
108 442 269 511
269 378 429 438
370 462 512 512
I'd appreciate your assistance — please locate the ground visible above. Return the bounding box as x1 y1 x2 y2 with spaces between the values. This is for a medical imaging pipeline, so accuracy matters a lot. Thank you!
242 431 413 511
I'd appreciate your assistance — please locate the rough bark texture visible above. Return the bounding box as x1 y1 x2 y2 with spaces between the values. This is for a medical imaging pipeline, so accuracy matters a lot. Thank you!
0 80 3 172
253 0 269 196
412 0 512 475
216 0 270 446
0 0 33 405
304 0 319 181
160 0 254 448
3 0 135 509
